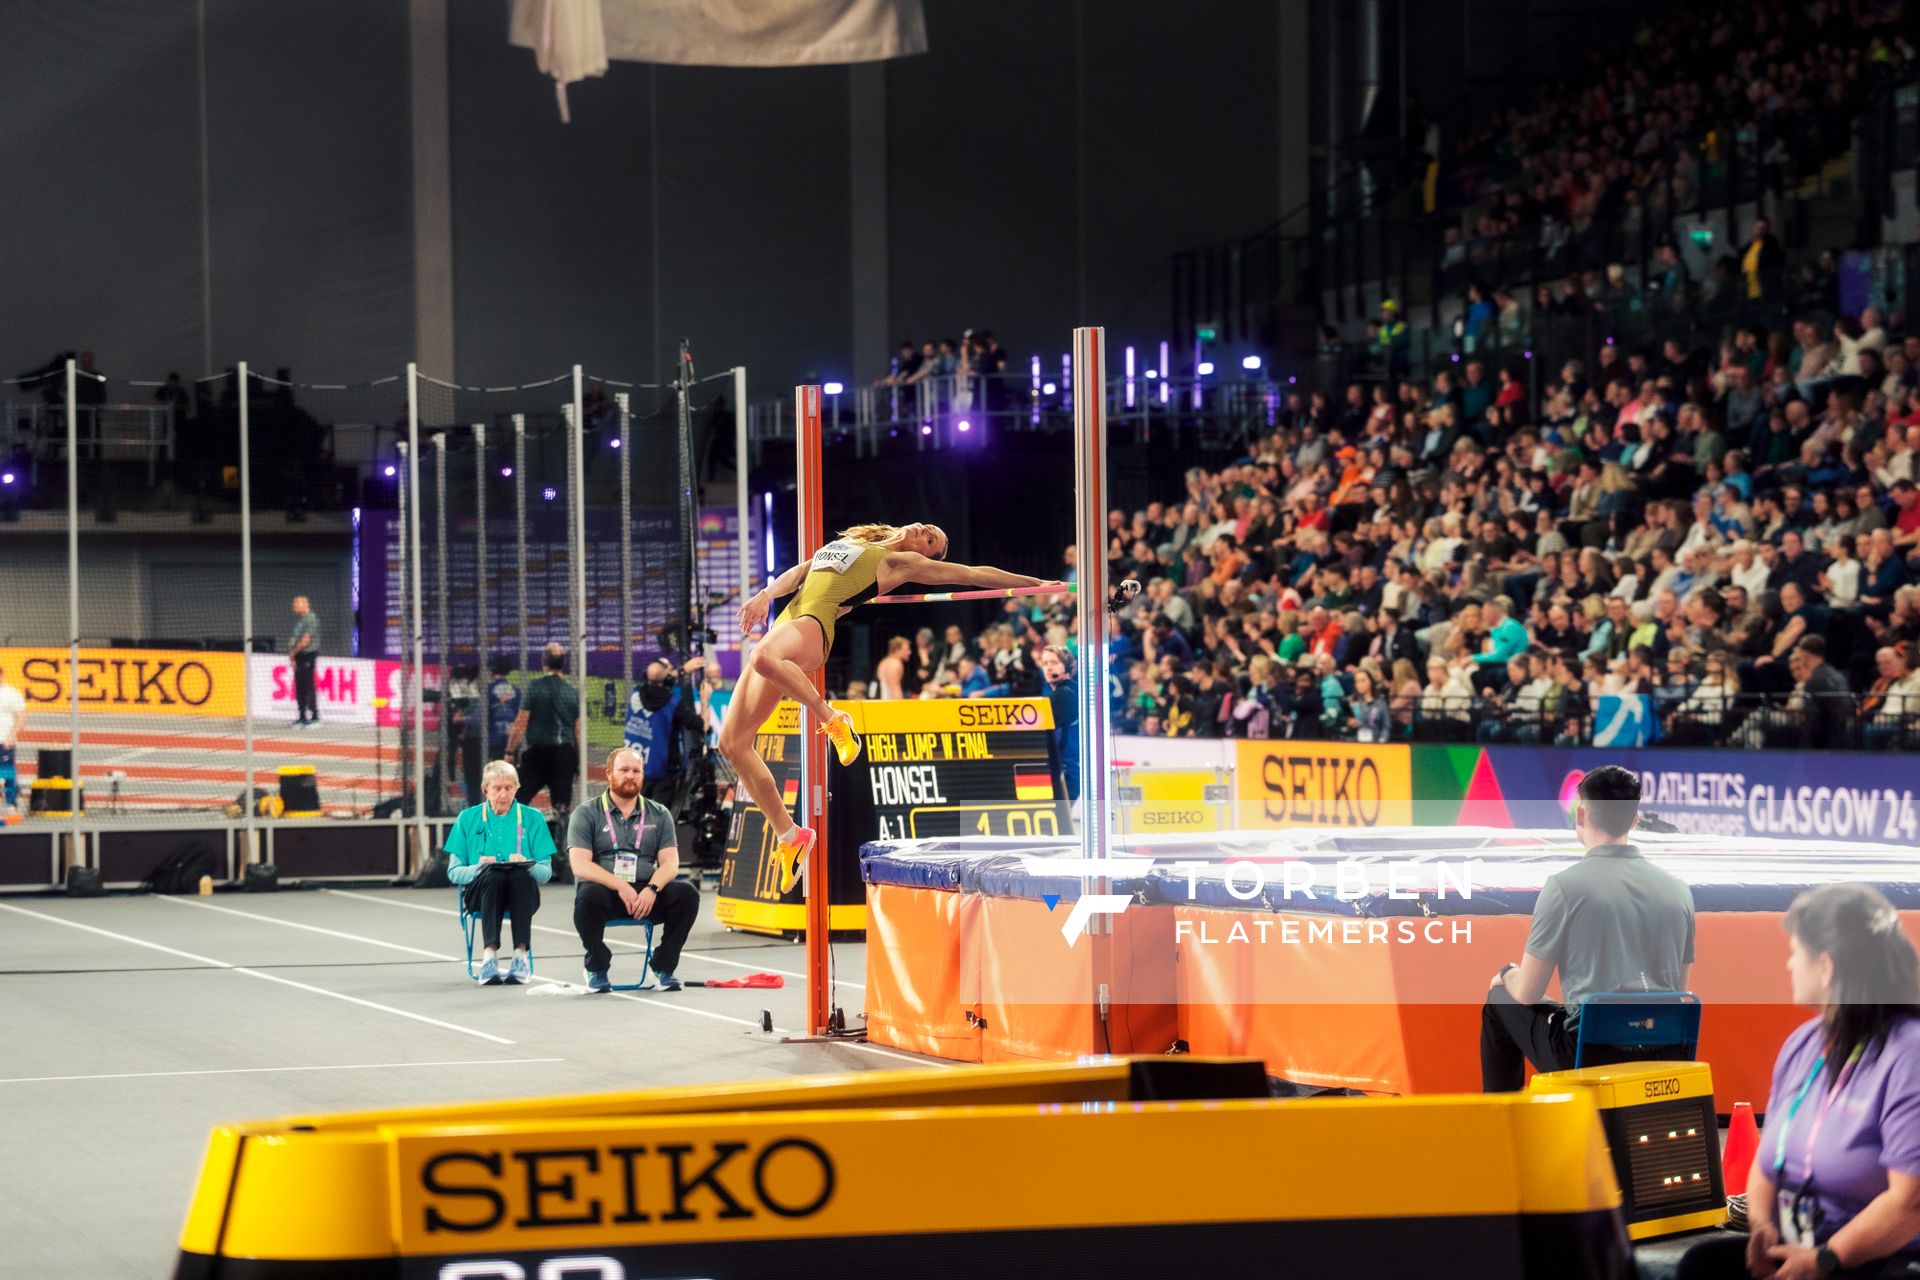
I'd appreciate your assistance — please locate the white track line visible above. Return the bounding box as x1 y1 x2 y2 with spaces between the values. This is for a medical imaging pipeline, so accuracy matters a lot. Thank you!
162 896 794 1033
1 1058 563 1085
0 902 515 1047
321 887 865 989
233 893 936 1066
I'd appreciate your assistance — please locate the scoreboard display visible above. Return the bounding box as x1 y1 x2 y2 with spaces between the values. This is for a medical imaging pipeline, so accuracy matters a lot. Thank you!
716 697 1068 937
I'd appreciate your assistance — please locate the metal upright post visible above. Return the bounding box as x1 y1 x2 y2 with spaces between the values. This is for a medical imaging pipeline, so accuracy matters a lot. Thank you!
433 431 451 785
569 366 588 802
513 413 528 673
472 423 488 673
64 360 80 845
406 364 427 853
396 438 411 819
617 391 634 688
734 366 751 670
793 385 832 1037
1071 326 1111 896
238 364 257 863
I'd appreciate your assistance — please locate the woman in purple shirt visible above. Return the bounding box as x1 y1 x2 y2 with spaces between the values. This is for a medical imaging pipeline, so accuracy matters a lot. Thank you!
1744 884 1920 1279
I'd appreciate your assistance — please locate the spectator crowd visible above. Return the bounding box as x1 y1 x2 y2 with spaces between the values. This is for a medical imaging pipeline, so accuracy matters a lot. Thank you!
1427 0 1910 288
874 247 1920 751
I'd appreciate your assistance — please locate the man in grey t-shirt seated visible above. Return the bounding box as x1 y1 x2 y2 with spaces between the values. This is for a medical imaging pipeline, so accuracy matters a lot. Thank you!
1480 765 1696 1091
565 747 699 993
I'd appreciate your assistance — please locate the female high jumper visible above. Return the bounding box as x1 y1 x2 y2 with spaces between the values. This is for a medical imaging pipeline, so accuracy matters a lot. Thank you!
725 521 1048 893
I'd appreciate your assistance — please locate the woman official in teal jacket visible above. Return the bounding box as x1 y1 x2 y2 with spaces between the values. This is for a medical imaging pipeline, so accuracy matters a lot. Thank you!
445 759 555 985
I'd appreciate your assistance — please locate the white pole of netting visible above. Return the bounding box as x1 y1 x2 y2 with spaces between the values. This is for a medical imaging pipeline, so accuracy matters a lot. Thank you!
734 366 751 670
513 414 528 674
406 364 427 854
64 359 79 845
617 392 633 688
238 363 257 861
568 366 589 802
433 431 451 791
472 423 488 678
397 439 411 821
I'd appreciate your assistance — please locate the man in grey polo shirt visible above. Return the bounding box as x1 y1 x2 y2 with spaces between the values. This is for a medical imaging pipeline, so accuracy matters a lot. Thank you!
565 746 699 993
1480 765 1696 1091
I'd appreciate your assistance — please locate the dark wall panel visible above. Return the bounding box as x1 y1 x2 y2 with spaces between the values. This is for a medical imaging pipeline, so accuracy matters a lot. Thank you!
1081 2 1282 350
204 0 413 383
654 64 852 395
448 1 659 385
884 2 1078 371
450 4 852 396
0 0 202 380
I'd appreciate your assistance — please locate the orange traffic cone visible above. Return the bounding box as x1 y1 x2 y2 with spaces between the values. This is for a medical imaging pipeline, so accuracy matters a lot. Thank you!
1723 1102 1759 1196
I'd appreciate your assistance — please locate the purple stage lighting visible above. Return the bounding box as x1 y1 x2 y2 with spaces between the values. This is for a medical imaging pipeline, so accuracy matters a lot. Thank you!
542 486 558 501
920 424 933 436
0 472 14 486
500 466 513 478
1242 355 1262 371
957 419 972 432
383 465 397 478
609 438 621 449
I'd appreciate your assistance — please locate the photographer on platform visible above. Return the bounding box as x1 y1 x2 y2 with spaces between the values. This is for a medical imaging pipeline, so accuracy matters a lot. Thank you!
1480 765 1696 1091
566 747 699 993
444 760 554 985
623 656 707 802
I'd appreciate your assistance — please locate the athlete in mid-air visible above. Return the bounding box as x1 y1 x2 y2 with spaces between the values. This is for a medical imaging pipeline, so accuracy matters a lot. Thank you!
723 522 1048 893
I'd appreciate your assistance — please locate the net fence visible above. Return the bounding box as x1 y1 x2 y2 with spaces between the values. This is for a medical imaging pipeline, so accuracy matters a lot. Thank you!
0 357 738 877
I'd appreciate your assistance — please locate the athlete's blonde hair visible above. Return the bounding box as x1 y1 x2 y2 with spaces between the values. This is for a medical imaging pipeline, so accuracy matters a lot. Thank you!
838 523 904 545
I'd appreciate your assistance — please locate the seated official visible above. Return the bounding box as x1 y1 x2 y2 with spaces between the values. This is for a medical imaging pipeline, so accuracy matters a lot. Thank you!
1733 884 1920 1280
1481 764 1696 1091
566 747 699 993
445 760 554 985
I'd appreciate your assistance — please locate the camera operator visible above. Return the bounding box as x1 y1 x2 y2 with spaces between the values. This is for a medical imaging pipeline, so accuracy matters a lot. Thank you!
1038 644 1079 808
624 656 707 802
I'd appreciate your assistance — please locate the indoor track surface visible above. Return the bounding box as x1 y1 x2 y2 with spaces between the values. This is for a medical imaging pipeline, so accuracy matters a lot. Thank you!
1 886 923 1278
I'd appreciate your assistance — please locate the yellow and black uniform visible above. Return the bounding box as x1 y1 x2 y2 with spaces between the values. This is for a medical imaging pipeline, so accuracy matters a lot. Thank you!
774 537 888 656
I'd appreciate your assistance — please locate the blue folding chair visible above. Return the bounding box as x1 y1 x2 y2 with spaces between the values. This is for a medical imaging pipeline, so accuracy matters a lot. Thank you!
599 917 657 991
1573 991 1702 1069
457 878 534 980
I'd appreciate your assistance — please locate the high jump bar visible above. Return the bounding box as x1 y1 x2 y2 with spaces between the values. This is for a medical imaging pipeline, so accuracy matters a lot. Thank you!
872 581 1074 605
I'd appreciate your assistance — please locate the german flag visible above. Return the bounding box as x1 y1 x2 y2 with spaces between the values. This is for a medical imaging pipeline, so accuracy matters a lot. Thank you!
781 777 800 808
1014 771 1054 802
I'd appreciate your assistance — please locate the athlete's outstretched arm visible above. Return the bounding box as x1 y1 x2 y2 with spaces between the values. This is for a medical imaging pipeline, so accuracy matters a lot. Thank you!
739 560 811 636
882 551 1047 592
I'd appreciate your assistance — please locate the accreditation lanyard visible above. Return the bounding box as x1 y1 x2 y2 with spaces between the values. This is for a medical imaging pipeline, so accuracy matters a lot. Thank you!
479 802 523 860
601 792 646 854
1773 1042 1866 1188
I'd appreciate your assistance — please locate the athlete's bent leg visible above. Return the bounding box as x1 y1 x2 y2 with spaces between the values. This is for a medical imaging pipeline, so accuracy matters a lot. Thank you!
748 621 860 765
718 664 793 832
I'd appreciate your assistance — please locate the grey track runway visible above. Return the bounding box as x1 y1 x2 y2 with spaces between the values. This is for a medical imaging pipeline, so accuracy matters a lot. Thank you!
0 885 919 1279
